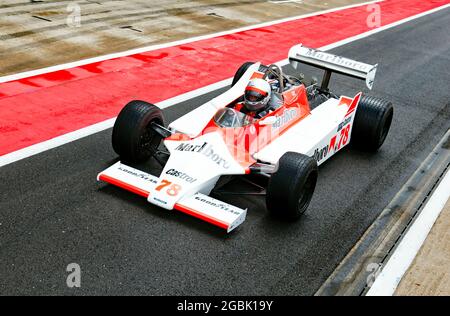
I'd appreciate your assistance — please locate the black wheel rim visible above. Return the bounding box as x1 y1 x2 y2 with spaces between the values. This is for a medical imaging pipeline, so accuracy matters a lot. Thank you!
139 120 161 156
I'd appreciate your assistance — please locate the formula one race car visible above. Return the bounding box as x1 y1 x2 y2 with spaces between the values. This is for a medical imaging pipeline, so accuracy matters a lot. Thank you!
98 44 393 232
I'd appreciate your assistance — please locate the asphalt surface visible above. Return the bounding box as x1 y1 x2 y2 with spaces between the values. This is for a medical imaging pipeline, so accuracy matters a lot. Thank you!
0 8 449 295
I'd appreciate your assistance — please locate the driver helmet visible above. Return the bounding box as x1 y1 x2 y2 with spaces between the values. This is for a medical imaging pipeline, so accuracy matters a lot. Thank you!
244 78 272 112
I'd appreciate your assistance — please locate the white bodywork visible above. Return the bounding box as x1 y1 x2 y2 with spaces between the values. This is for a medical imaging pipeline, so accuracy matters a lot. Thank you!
151 132 247 210
98 44 376 232
254 97 358 166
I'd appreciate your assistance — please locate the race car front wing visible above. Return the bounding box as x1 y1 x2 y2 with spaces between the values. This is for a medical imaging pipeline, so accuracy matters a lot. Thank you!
98 162 247 232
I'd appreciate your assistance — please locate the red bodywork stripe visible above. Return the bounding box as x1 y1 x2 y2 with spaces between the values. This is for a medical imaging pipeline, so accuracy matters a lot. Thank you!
329 135 337 152
174 203 230 230
98 174 150 198
345 92 362 117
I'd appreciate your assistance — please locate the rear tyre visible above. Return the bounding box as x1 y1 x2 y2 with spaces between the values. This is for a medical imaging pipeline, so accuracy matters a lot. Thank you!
351 95 393 152
266 152 318 220
231 62 255 87
112 100 164 163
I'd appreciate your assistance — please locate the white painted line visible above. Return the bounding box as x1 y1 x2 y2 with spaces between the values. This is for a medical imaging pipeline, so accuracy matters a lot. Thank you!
0 118 116 168
0 0 381 84
0 2 449 168
157 78 233 109
366 169 450 296
269 0 304 4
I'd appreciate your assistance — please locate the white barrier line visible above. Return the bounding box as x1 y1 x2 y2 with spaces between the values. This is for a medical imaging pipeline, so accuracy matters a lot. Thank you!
0 3 449 168
0 0 381 84
366 169 450 296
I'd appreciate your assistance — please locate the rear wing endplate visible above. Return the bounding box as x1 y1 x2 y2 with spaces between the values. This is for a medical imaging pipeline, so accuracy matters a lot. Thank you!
289 44 377 90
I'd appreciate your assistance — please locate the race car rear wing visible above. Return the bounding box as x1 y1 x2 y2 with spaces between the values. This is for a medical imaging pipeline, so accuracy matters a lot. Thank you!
288 44 377 90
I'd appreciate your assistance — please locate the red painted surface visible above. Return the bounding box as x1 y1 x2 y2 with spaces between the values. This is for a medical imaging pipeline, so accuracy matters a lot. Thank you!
174 203 230 230
0 0 448 156
345 93 362 117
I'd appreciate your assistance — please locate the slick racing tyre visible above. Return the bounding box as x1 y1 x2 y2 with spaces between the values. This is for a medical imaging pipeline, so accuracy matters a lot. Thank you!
112 100 165 163
351 95 393 152
266 152 318 220
231 62 255 87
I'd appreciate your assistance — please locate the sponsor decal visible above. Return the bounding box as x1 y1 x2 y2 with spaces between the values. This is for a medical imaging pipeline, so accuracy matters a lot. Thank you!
314 144 330 163
313 124 351 163
152 197 168 205
298 48 372 72
194 196 242 216
175 142 230 169
166 169 197 184
338 116 352 132
175 142 207 153
272 109 298 130
118 166 158 184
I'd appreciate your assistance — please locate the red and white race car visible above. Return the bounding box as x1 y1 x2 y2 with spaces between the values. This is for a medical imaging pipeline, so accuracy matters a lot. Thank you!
98 44 393 232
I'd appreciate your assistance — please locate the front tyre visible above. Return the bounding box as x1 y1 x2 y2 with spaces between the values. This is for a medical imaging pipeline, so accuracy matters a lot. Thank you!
112 100 164 163
266 152 318 220
351 95 393 152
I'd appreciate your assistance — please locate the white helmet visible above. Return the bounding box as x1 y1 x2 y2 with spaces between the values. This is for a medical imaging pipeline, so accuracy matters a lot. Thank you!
244 78 272 112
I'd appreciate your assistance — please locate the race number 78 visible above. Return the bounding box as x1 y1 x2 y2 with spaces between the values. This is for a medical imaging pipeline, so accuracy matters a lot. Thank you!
156 180 182 196
337 124 351 150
